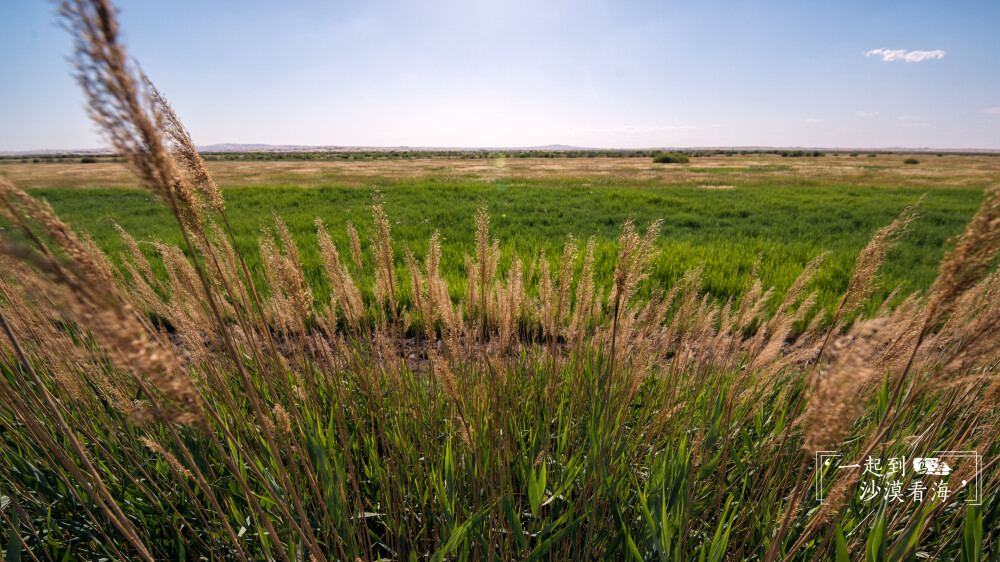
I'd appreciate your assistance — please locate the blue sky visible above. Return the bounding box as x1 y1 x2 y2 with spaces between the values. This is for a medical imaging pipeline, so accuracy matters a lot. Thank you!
1 0 998 151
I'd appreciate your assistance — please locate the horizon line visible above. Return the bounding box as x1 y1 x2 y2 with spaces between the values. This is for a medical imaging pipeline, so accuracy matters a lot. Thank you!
4 143 1000 157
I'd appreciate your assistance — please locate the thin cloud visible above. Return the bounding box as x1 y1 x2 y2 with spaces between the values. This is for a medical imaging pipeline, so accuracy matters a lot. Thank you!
804 118 823 123
899 115 917 121
612 125 694 134
865 48 946 62
856 111 879 117
982 107 1000 115
575 125 696 135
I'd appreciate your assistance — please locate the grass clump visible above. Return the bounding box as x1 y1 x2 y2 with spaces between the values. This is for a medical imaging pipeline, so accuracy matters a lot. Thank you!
653 151 690 164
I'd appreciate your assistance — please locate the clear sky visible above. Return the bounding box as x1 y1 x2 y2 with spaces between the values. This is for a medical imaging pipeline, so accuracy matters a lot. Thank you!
1 0 998 151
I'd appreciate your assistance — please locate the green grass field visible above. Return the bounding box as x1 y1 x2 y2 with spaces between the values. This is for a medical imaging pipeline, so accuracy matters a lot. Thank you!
10 154 989 318
5 153 1000 560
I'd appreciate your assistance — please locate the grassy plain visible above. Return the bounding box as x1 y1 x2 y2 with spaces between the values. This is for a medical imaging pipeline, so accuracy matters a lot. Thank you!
5 150 1000 560
1 153 995 315
0 0 1000 562
5 3 1000 559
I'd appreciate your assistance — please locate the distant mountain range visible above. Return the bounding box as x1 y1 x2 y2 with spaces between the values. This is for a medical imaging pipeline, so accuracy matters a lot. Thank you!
194 143 604 153
2 143 998 156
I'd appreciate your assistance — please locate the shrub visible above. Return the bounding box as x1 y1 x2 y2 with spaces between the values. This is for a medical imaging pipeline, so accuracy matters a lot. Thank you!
903 157 919 165
653 152 690 164
80 156 98 164
849 152 859 157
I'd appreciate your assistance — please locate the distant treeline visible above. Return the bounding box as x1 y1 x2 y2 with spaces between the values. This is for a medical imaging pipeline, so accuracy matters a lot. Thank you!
1 149 992 163
0 154 125 163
